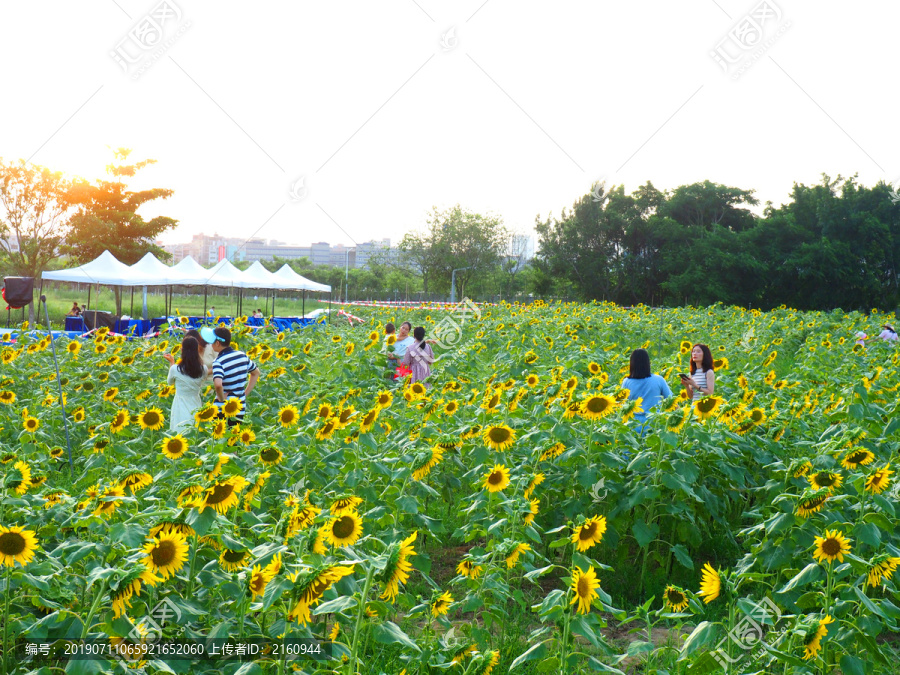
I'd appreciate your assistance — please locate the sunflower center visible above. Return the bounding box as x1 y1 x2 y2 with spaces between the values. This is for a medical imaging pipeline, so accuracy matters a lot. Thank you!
821 538 842 556
488 471 503 486
585 397 608 413
697 398 717 413
579 522 598 540
814 473 835 487
281 411 295 423
846 451 867 464
167 439 184 454
151 539 176 567
577 576 590 596
144 412 160 426
261 448 279 462
332 516 356 539
802 496 826 510
488 428 511 443
206 484 236 505
363 412 377 425
667 590 685 605
0 531 26 556
222 550 247 563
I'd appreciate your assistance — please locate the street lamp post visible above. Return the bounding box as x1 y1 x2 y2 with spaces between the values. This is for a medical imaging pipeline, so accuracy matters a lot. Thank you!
451 267 472 304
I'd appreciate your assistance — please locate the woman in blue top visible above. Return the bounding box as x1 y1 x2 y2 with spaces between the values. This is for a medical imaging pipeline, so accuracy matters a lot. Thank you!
621 348 672 426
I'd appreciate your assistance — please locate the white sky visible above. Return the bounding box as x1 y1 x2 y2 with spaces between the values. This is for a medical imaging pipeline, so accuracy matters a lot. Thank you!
1 1 896 250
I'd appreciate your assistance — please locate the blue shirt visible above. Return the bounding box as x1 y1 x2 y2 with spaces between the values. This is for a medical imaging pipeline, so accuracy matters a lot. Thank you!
621 374 672 423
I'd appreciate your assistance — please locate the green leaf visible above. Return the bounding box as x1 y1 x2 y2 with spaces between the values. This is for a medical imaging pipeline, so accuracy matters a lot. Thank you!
571 615 600 648
313 595 357 615
185 507 215 537
853 587 888 619
509 641 549 670
626 641 654 656
632 520 659 549
261 576 293 612
65 658 110 675
109 523 146 548
678 621 716 659
840 655 868 675
524 565 555 582
776 563 822 594
373 621 420 652
397 495 418 514
670 544 694 570
854 522 881 548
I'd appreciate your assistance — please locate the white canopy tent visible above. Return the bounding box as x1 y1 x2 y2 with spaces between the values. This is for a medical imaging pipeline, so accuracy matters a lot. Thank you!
41 251 332 319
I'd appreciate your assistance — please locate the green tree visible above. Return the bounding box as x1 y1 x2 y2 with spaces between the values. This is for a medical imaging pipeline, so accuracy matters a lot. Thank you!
0 158 75 321
64 148 177 266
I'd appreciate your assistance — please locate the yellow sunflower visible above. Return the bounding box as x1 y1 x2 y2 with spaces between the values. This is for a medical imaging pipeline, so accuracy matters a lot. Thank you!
580 394 617 421
841 448 875 470
379 532 417 603
865 464 893 494
277 405 299 428
161 434 188 459
808 471 843 493
197 476 249 514
663 585 689 612
456 558 483 580
220 398 242 419
23 416 40 433
812 530 851 565
219 548 251 572
248 564 275 599
802 615 833 661
697 562 721 603
137 408 165 431
0 525 39 567
482 464 510 492
482 424 516 451
795 492 829 518
570 566 600 614
323 512 363 548
430 590 453 617
194 403 218 424
141 527 189 580
571 516 607 552
505 542 531 568
693 396 724 421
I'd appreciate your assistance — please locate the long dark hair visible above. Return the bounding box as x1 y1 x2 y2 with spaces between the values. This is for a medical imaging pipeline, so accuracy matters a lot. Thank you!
689 343 714 374
185 328 207 348
413 326 426 348
629 348 651 379
178 336 204 379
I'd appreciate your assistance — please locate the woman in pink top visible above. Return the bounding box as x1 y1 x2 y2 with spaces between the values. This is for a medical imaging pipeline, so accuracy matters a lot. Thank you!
401 326 435 386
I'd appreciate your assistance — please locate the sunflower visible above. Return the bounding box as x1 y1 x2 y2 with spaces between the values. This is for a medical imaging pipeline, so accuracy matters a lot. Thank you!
407 382 427 400
841 448 875 470
620 398 644 423
802 615 833 661
248 564 275 599
331 335 342 343
679 340 692 355
316 403 334 420
274 404 299 429
238 428 256 445
580 394 617 421
570 566 600 614
442 400 459 416
288 565 355 624
323 512 363 548
110 410 129 434
482 424 516 451
315 417 339 441
796 492 829 518
866 555 900 588
524 472 545 499
0 525 39 567
160 434 188 460
23 416 40 433
539 442 566 461
524 350 538 364
505 542 531 569
221 398 242 419
587 361 601 375
663 585 689 612
572 516 607 552
194 403 218 424
141 527 189 580
121 472 152 494
813 530 851 565
197 476 249 514
9 460 33 495
864 463 893 494
693 396 724 421
482 465 510 492
430 590 453 618
747 407 766 425
456 558 483 580
219 548 251 572
103 387 119 402
380 532 417 602
808 471 842 493
697 562 721 603
0 390 15 404
523 498 540 525
137 408 165 431
412 447 445 481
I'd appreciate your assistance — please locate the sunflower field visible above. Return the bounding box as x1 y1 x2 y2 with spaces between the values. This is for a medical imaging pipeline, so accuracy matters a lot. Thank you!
1 302 899 675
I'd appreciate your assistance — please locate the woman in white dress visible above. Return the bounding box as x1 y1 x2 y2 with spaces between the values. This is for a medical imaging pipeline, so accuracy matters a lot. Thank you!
164 336 207 431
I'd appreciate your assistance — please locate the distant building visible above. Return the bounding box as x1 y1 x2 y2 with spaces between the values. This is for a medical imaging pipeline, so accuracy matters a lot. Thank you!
161 234 393 269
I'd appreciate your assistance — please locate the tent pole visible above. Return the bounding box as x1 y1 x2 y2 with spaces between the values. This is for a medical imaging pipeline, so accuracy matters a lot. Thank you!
203 286 208 316
272 290 276 317
302 290 305 317
87 285 91 312
130 287 134 317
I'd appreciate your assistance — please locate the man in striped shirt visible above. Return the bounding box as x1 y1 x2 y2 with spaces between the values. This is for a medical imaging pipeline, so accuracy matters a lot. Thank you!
210 326 260 426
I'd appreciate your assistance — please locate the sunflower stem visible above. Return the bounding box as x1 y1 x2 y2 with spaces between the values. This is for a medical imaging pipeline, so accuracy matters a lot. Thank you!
349 563 375 673
822 563 834 672
185 536 199 598
559 604 572 675
80 579 108 639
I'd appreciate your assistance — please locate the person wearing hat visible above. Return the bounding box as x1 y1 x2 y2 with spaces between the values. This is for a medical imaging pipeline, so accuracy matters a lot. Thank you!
209 326 260 425
877 324 898 342
855 331 868 346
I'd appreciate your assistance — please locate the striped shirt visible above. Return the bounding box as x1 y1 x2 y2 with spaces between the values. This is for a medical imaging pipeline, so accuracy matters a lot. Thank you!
691 370 708 401
212 348 258 403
